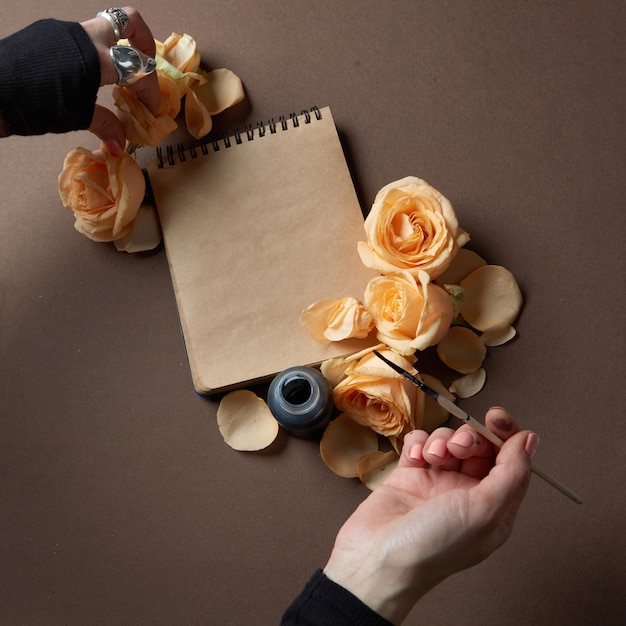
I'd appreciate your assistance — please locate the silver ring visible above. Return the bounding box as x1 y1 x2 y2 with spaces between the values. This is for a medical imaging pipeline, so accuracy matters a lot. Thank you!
97 8 129 41
110 45 156 86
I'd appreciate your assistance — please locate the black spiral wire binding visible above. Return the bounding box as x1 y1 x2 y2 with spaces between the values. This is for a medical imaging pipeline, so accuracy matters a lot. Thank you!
156 106 323 168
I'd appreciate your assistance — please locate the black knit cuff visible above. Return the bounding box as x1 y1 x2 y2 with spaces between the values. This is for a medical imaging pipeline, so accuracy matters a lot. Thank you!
281 569 394 626
0 19 101 135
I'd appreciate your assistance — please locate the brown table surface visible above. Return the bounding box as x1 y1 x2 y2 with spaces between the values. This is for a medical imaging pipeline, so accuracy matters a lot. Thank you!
1 1 624 624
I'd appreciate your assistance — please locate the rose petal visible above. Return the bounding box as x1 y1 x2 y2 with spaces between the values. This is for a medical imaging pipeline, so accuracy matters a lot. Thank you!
344 343 387 363
460 265 523 332
449 368 487 398
156 33 201 74
300 297 374 343
319 414 379 478
191 68 245 116
481 325 517 346
114 203 162 253
184 90 214 140
345 348 416 380
320 357 350 388
436 248 487 286
217 390 279 451
356 450 399 490
437 326 486 374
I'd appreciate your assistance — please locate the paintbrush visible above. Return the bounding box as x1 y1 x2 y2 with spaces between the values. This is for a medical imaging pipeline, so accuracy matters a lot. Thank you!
372 350 582 504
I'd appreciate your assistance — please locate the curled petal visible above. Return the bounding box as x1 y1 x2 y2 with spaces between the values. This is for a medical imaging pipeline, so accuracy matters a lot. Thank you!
191 68 245 116
300 297 374 343
320 357 351 388
184 89 214 139
449 368 487 398
156 32 201 74
114 203 162 253
481 325 517 346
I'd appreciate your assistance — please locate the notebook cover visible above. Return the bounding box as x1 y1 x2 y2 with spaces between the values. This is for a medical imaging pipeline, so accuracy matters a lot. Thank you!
147 106 375 395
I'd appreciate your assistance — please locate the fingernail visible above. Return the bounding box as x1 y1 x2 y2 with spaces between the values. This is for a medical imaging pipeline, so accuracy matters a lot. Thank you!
525 433 540 459
493 417 514 432
408 443 423 461
103 139 124 156
449 431 476 449
426 438 448 459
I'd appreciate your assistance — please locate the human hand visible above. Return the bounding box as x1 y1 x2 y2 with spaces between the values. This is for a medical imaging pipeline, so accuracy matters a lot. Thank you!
81 7 160 154
323 407 539 625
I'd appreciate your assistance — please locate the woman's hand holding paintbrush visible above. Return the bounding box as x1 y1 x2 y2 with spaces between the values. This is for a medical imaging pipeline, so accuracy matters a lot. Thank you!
373 350 582 504
323 405 545 625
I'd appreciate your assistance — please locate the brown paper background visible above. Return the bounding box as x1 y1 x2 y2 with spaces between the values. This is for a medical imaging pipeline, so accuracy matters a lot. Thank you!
1 1 624 624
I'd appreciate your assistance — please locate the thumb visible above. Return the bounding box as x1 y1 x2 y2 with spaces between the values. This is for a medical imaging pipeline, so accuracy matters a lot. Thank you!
474 430 537 529
88 105 126 155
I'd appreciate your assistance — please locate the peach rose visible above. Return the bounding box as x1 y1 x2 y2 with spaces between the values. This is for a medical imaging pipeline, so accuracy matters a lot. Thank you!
156 32 201 74
58 148 145 242
358 176 470 280
113 71 180 147
364 269 454 355
333 349 422 437
300 296 374 342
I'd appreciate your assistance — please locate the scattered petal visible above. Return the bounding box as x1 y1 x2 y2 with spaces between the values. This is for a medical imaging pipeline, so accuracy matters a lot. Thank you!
217 390 279 451
114 203 162 253
436 248 487 286
320 414 379 478
184 89 214 139
356 450 399 490
449 368 487 398
460 265 523 332
320 357 350 388
437 326 486 374
481 325 517 346
191 68 245 116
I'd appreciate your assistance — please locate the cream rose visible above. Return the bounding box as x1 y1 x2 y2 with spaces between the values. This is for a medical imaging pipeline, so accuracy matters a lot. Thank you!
364 269 454 355
358 176 469 280
58 148 145 242
333 349 421 437
300 296 374 342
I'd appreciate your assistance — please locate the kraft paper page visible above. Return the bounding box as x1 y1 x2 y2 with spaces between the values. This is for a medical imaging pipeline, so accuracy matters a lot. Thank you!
147 107 375 394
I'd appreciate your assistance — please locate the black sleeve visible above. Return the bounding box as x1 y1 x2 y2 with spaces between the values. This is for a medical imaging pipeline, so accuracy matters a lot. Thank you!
0 19 101 135
281 570 395 626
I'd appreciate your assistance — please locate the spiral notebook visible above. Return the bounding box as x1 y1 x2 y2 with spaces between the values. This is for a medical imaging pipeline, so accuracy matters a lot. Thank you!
146 106 375 395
